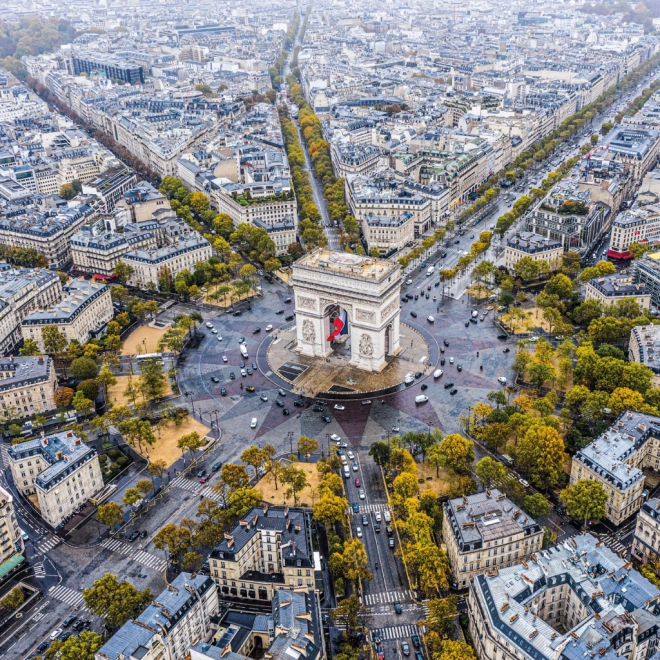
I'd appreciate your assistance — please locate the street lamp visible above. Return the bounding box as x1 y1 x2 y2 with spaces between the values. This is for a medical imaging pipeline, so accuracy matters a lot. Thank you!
186 391 196 415
288 431 294 456
324 433 329 459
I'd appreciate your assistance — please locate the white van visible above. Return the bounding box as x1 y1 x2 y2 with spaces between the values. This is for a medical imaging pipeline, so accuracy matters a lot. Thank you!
415 395 429 404
240 344 249 359
427 316 435 323
433 369 443 378
342 465 350 478
427 266 435 276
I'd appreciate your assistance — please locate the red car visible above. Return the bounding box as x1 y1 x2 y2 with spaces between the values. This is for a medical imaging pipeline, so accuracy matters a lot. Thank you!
427 285 431 291
355 477 361 487
199 477 207 484
377 644 385 659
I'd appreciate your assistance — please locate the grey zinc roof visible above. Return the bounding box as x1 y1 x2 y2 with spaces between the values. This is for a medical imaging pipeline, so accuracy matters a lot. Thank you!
0 356 52 393
22 279 108 325
95 620 156 660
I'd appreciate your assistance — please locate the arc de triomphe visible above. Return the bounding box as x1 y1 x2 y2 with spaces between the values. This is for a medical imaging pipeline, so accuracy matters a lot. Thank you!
290 249 402 372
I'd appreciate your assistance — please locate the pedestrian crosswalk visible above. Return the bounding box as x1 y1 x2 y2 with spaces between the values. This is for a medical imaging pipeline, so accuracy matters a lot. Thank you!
49 584 85 609
0 443 10 468
373 624 422 641
33 562 46 578
601 533 627 557
35 535 61 554
363 590 415 606
169 475 224 503
357 503 390 514
101 538 168 572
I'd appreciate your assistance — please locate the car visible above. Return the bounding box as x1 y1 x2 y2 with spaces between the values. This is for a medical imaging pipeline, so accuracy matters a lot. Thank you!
415 652 424 660
411 634 421 648
410 311 417 318
322 415 331 423
221 388 227 396
276 309 284 315
361 513 368 525
251 418 257 428
497 334 508 340
497 376 507 384
444 339 449 346
457 364 462 372
503 347 511 353
284 297 292 303
247 368 253 375
421 261 427 268
275 399 284 407
58 632 73 642
63 614 78 628
278 388 287 396
246 385 255 392
334 404 345 410
450 388 458 395
555 335 565 341
211 376 220 383
377 644 385 659
198 468 207 478
427 285 432 291
260 394 268 402
352 502 359 514
330 433 342 442
555 505 566 516
394 600 402 614
530 335 539 342
241 369 247 377
128 531 140 542
519 478 530 488
440 357 445 365
240 360 245 368
206 322 213 328
217 335 223 341
402 642 411 656
355 477 362 487
401 297 407 303
449 357 454 364
454 239 460 244
233 310 242 316
352 461 359 472
294 399 304 407
406 293 414 300
313 405 324 412
359 489 366 500
222 355 228 362
252 362 257 370
212 462 222 472
212 329 218 334
285 315 294 321
282 408 290 415
50 628 63 640
199 476 207 484
253 327 261 334
444 381 454 389
37 642 49 653
406 279 413 285
392 426 400 432
347 451 355 461
465 321 470 327
229 372 235 380
356 526 363 538
427 315 434 323
265 324 273 331
404 373 415 385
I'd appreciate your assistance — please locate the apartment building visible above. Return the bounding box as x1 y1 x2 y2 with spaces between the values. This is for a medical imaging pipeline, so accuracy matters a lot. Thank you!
584 272 651 310
8 431 103 527
632 497 660 563
209 505 315 601
607 206 660 259
114 181 172 223
82 167 137 213
569 411 660 526
0 356 57 420
0 267 62 353
252 218 297 256
362 211 415 255
330 142 381 178
605 125 660 187
95 572 219 660
503 232 563 271
124 234 212 292
0 485 23 570
71 220 162 277
71 53 145 85
468 533 660 660
629 324 660 374
0 204 96 269
442 489 544 589
21 279 113 351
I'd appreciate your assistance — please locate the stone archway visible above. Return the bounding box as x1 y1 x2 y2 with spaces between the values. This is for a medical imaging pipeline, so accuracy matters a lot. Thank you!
291 249 403 372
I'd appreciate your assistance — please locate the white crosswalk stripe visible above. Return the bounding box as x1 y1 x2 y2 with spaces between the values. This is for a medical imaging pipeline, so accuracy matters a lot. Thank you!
198 486 224 502
170 476 204 493
49 584 85 608
101 537 167 572
357 503 390 514
36 535 61 554
373 624 422 641
0 443 10 467
363 590 415 606
33 562 46 578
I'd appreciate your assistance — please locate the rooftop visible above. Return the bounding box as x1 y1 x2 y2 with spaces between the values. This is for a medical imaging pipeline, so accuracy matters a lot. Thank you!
293 248 398 282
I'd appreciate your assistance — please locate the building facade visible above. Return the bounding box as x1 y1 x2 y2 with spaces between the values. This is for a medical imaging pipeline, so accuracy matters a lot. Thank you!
0 356 57 421
503 232 563 270
0 485 23 568
584 273 651 310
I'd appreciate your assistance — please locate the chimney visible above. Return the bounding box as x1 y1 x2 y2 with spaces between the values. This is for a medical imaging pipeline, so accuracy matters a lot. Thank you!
56 451 63 460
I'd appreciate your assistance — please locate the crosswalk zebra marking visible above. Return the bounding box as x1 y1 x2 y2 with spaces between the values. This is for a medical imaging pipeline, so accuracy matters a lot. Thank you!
49 584 85 608
33 562 46 578
101 538 167 571
357 503 390 514
373 624 422 641
36 535 61 554
0 443 10 468
169 476 225 502
363 590 415 606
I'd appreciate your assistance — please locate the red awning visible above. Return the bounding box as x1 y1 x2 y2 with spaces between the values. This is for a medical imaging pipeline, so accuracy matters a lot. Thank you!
92 274 114 280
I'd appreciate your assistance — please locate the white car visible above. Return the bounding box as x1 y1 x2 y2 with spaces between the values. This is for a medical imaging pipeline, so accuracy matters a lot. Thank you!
330 433 342 442
449 357 454 364
241 369 247 377
404 372 415 385
334 404 345 411
375 511 382 522
205 322 213 328
217 336 223 341
359 489 366 500
212 329 218 334
498 376 508 384
427 315 435 323
50 628 63 640
362 399 372 405
352 462 359 472
406 279 413 285
265 324 273 331
356 526 363 538
347 451 355 460
250 417 257 429
519 478 530 488
530 336 539 342
222 355 228 362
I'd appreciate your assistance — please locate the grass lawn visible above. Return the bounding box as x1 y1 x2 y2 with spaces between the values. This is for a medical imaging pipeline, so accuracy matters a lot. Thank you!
416 461 451 496
106 375 173 407
147 418 211 466
256 461 322 508
121 325 170 356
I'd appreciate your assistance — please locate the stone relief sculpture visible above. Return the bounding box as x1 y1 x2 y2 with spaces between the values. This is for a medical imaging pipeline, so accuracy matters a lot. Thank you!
359 333 374 357
301 319 316 344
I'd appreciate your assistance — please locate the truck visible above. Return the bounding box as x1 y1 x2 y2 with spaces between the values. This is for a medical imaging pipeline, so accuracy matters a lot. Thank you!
426 266 435 276
240 344 249 359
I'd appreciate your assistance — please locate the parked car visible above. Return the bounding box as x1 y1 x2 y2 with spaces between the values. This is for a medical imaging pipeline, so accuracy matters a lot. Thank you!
402 642 410 656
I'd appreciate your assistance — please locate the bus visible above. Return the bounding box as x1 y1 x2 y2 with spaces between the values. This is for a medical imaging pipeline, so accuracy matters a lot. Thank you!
136 352 164 363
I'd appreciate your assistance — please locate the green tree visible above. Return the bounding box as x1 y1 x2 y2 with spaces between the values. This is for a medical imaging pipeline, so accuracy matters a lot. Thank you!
523 493 551 518
313 494 349 527
280 463 309 505
177 431 203 462
423 596 457 639
42 325 67 353
331 593 362 635
516 426 567 489
342 537 373 582
72 390 94 416
475 457 507 488
152 523 194 564
368 441 391 467
83 573 152 630
437 433 474 473
19 338 40 356
97 502 124 528
297 435 318 457
0 586 24 610
48 630 104 660
138 358 166 401
220 462 250 492
70 357 98 381
561 479 608 530
113 261 134 285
